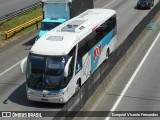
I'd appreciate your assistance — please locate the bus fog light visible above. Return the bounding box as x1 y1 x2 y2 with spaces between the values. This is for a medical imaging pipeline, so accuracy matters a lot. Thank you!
59 98 63 102
59 93 62 96
28 96 31 99
27 90 30 93
59 92 64 96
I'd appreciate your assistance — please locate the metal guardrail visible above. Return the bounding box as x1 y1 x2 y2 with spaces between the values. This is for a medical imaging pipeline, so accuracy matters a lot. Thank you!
0 1 42 23
4 15 43 39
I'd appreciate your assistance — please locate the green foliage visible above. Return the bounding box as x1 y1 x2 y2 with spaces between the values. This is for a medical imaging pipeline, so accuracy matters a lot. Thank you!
0 7 42 40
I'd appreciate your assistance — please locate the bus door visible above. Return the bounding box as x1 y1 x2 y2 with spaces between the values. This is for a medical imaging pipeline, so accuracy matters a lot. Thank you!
81 53 91 82
65 46 77 98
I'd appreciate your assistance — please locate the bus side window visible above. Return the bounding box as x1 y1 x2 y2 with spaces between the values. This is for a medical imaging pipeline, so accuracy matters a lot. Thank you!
95 14 117 44
106 15 116 33
75 32 96 74
78 39 89 57
87 32 96 50
95 30 103 44
67 46 76 79
75 51 82 74
96 21 108 33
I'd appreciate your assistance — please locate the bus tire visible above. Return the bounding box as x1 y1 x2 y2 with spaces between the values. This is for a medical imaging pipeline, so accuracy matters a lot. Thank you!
74 79 81 96
152 1 154 6
106 48 110 59
148 4 151 9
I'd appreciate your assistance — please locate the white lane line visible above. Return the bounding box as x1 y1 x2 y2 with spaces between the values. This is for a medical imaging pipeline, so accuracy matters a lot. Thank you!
102 0 116 8
0 58 24 77
105 32 160 120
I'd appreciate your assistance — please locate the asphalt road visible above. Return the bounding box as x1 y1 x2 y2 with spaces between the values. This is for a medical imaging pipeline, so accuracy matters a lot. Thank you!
108 23 160 120
0 0 159 120
0 0 40 17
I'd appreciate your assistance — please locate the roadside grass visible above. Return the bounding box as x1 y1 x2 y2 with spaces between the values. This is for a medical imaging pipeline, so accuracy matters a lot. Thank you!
0 6 42 43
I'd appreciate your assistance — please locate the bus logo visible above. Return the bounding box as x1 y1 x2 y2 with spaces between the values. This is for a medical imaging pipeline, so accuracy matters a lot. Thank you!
94 44 102 61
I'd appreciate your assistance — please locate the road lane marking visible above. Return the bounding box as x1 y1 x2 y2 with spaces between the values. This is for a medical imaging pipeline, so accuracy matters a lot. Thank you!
0 59 23 77
105 32 160 120
102 0 116 8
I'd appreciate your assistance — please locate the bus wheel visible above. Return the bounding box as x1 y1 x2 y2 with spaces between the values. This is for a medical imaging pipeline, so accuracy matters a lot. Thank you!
152 1 154 6
148 4 151 9
106 48 110 59
75 80 81 96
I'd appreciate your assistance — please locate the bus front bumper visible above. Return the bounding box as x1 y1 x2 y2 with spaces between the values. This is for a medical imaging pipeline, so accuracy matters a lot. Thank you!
27 94 67 103
26 87 68 103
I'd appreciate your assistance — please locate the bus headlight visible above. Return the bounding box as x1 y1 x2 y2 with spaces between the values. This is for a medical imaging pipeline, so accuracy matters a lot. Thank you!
27 89 31 93
58 92 64 96
59 98 63 102
56 91 65 97
48 91 65 97
26 87 31 93
26 87 35 94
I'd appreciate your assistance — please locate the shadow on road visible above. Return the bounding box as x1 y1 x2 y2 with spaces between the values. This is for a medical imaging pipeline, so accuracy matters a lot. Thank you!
134 5 151 10
5 82 65 109
23 36 36 46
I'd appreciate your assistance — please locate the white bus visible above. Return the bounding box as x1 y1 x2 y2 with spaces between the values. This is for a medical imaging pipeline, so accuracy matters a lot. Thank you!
24 9 117 103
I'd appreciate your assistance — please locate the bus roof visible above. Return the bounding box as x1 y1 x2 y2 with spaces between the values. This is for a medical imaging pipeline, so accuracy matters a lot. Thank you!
31 9 116 56
31 32 77 56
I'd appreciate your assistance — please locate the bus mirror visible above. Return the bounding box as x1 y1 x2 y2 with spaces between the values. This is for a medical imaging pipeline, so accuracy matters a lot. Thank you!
20 57 27 73
64 57 72 77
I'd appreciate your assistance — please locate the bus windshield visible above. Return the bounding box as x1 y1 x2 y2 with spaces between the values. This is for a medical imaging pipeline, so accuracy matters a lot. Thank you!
41 22 61 31
26 54 67 90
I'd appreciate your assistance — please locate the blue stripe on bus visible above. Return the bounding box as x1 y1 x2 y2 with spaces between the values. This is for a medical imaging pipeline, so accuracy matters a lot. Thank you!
102 30 114 49
90 29 114 73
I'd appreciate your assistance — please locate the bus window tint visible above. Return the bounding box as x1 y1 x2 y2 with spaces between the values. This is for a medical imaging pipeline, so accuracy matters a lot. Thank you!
78 40 89 57
67 46 76 78
76 51 82 74
30 55 45 74
95 14 116 43
87 32 96 50
107 15 116 33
